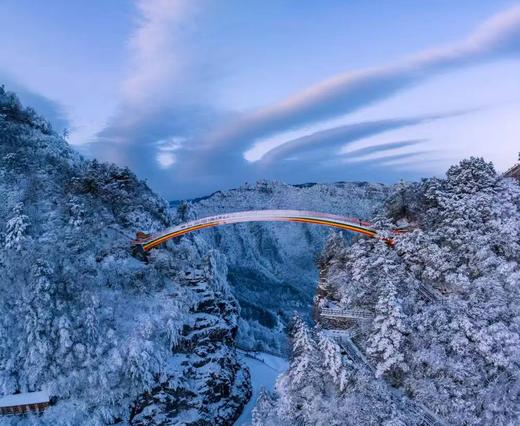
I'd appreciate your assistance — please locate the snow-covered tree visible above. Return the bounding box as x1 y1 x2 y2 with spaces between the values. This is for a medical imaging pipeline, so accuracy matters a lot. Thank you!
304 157 520 424
275 315 325 424
318 332 350 391
252 387 277 426
5 202 29 251
367 280 407 378
0 87 250 425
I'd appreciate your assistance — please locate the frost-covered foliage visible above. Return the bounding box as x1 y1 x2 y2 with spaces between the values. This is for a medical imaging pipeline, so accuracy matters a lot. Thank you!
0 85 53 135
0 88 249 425
253 316 408 425
251 388 276 426
4 202 29 251
262 157 520 425
367 275 408 378
185 180 390 354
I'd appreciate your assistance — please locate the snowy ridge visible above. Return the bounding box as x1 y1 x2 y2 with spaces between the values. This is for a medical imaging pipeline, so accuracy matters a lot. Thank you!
252 158 520 425
184 180 390 354
0 87 250 425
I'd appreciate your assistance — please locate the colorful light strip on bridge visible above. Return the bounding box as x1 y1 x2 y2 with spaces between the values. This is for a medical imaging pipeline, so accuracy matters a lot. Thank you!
134 210 381 252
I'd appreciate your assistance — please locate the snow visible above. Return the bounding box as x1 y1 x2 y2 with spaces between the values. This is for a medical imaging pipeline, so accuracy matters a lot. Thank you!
0 87 250 425
187 180 389 354
235 351 288 426
252 158 520 425
0 390 49 407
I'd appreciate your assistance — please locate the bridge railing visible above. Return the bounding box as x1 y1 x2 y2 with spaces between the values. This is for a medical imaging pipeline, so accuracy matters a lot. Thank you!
320 307 373 320
136 210 378 244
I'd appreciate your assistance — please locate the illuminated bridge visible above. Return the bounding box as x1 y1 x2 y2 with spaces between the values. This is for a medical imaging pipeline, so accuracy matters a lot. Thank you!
132 209 393 252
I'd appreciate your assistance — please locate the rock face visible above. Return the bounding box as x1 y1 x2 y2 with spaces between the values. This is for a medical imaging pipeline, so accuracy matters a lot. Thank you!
130 255 251 425
0 87 250 425
184 180 390 354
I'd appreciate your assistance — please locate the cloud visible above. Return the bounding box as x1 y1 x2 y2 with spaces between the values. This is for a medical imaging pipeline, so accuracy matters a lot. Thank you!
261 141 433 179
0 74 70 133
200 5 520 155
89 4 520 199
340 139 426 162
374 151 438 168
256 114 452 165
91 0 220 176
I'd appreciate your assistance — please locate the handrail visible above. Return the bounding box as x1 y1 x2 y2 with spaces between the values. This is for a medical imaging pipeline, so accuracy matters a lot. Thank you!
320 307 373 320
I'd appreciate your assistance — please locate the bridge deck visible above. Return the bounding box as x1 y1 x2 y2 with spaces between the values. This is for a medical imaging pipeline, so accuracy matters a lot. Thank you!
134 210 382 251
320 307 373 320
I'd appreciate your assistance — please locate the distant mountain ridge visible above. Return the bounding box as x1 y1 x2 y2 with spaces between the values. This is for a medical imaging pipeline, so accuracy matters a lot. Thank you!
180 180 391 354
169 180 380 208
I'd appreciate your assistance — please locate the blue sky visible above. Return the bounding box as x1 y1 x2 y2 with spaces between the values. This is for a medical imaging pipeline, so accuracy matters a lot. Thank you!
2 0 519 199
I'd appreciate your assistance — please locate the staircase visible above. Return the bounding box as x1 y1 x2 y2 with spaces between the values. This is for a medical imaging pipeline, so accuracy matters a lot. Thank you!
328 331 446 426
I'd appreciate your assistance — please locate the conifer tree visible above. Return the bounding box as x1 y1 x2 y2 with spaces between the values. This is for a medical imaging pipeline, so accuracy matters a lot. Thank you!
252 387 276 426
367 280 407 378
318 332 350 392
276 315 325 424
5 202 29 251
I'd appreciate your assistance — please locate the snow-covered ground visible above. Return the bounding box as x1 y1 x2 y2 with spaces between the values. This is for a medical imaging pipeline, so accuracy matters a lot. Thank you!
235 351 288 425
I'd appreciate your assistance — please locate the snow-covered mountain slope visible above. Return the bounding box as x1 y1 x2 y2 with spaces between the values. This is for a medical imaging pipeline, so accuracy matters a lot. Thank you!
0 87 250 425
254 158 520 425
182 180 390 354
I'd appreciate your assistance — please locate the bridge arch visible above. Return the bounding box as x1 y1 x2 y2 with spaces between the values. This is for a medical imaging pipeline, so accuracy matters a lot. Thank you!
132 210 388 252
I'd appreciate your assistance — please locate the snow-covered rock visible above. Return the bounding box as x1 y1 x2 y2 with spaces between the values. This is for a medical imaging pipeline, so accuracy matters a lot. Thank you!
180 180 390 354
255 157 520 425
0 86 250 425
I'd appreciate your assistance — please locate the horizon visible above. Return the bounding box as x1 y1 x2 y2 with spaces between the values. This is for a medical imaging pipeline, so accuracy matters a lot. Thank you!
2 1 520 199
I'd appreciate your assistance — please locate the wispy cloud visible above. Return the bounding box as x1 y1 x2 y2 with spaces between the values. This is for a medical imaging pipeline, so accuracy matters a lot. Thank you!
200 5 520 155
256 114 453 166
340 139 426 162
89 4 520 198
92 0 220 175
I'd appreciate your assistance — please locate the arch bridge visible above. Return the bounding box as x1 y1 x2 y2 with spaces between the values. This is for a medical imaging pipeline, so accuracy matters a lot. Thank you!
132 210 396 252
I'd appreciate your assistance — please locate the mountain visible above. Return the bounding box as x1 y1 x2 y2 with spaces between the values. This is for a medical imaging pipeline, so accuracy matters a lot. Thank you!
183 181 390 354
0 87 250 425
253 157 520 425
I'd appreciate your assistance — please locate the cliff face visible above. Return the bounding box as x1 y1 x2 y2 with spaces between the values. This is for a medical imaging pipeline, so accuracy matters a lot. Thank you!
0 87 250 425
185 180 390 354
253 158 520 425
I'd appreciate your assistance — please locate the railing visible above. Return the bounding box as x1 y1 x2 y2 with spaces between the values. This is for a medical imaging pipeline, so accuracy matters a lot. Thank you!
322 328 357 338
341 336 373 371
324 325 446 426
320 307 373 320
417 283 443 302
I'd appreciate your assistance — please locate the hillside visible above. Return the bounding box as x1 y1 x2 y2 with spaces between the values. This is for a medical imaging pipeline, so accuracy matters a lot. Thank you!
253 158 520 425
184 181 390 354
0 87 250 425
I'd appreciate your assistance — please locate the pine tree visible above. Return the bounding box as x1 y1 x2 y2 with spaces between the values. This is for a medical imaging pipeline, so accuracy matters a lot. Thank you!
5 202 29 251
318 332 350 392
276 315 325 424
176 200 195 222
317 232 346 270
367 280 407 378
252 387 276 426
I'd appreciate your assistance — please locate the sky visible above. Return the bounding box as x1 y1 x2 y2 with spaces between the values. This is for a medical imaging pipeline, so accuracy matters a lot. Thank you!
1 0 519 199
